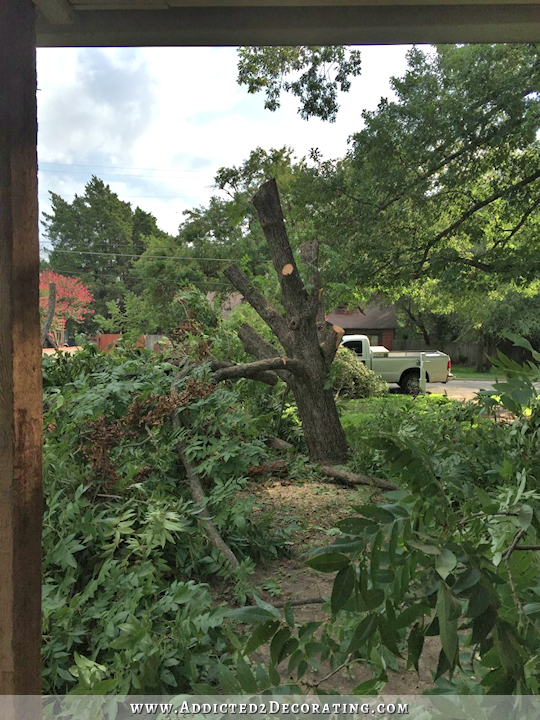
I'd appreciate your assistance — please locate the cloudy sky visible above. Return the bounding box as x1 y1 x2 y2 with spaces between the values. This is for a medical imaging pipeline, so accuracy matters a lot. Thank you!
37 45 412 242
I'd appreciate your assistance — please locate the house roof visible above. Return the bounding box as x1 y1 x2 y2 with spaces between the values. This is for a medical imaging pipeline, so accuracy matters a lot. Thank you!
34 0 540 47
327 305 398 330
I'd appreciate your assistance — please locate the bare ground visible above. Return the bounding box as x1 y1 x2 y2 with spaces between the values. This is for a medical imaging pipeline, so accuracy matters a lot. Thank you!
226 478 442 694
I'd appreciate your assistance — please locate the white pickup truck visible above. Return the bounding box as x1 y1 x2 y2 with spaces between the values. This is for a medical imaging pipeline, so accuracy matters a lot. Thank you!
340 334 453 393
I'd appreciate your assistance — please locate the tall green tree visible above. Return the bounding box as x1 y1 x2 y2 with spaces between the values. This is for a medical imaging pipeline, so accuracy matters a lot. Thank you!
43 177 172 320
315 44 540 295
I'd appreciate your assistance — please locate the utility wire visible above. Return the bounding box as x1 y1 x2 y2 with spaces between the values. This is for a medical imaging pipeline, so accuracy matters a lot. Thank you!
46 268 230 287
38 193 217 200
39 161 214 174
38 244 253 263
39 168 218 181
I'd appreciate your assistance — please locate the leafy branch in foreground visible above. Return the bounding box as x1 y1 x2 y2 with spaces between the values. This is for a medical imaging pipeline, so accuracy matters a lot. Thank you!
226 344 540 695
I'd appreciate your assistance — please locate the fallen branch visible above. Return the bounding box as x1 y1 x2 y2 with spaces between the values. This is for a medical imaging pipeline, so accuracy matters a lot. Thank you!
319 464 397 491
273 596 325 609
265 436 297 453
503 528 537 631
172 409 240 571
248 460 288 477
264 437 397 491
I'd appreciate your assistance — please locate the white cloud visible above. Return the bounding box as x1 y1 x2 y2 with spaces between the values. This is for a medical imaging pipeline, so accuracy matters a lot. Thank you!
37 45 412 237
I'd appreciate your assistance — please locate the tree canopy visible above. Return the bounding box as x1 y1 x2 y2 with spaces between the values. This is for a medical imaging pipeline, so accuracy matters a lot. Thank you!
237 46 362 122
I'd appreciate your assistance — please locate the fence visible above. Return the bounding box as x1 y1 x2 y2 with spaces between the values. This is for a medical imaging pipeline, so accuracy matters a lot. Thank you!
393 339 532 368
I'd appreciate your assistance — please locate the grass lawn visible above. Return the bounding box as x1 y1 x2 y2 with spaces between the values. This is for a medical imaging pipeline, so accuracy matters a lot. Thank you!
451 365 501 380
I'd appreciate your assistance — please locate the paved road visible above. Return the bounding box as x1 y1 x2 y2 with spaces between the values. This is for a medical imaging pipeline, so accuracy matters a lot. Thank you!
389 378 496 401
428 378 496 401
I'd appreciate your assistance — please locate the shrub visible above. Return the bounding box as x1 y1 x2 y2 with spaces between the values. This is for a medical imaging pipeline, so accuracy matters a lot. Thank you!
331 346 388 399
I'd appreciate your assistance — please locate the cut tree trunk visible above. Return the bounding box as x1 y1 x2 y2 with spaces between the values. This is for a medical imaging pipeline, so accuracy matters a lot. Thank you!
216 180 348 464
217 178 348 465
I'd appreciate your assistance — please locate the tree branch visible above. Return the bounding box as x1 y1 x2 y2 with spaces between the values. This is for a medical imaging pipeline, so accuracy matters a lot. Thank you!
418 170 540 273
237 323 292 383
224 263 290 344
41 282 58 348
212 357 303 382
319 464 397 491
210 359 279 386
252 178 309 315
172 406 240 571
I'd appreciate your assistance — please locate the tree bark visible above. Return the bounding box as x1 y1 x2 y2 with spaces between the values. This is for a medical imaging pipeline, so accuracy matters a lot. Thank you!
222 178 348 465
41 281 58 347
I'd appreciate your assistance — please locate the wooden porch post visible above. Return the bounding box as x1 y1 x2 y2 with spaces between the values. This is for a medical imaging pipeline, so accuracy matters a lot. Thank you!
0 0 43 696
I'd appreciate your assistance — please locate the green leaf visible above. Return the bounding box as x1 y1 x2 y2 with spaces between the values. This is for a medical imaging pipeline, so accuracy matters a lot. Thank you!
388 521 399 567
407 539 441 556
305 552 350 573
370 530 382 583
217 662 241 694
353 505 395 524
436 585 459 666
452 568 481 594
396 602 428 629
407 625 424 672
378 615 401 656
347 614 378 654
298 622 321 640
467 584 490 618
244 620 280 654
476 488 499 515
284 602 295 628
375 569 395 584
253 594 281 619
337 517 378 535
523 602 540 616
518 504 533 530
435 548 457 580
270 627 291 666
227 606 278 624
236 655 258 693
268 663 280 687
362 588 385 610
88 679 118 694
331 564 356 614
352 677 387 695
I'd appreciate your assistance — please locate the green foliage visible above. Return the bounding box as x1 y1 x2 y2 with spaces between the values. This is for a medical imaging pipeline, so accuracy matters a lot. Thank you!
43 178 174 322
42 347 292 693
237 46 361 122
234 354 540 695
331 347 388 399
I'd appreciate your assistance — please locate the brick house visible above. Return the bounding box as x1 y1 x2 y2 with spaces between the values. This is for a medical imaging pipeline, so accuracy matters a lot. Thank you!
208 293 398 351
326 305 399 350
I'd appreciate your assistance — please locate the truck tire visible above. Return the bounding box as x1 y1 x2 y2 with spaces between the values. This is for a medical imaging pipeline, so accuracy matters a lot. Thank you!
400 370 421 394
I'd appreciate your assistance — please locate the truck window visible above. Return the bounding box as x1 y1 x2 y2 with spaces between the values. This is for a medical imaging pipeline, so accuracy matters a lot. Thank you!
342 340 364 356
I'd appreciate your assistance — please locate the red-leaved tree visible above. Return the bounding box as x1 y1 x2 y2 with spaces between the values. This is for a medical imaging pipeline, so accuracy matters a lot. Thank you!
39 271 94 345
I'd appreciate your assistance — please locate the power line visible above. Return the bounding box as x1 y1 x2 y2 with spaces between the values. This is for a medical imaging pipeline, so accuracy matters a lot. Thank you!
38 244 247 263
38 193 217 200
39 161 214 174
44 268 230 287
38 168 218 181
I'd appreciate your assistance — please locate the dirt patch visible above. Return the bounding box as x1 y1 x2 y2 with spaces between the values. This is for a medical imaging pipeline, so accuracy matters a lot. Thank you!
225 478 441 695
247 478 373 553
247 559 440 695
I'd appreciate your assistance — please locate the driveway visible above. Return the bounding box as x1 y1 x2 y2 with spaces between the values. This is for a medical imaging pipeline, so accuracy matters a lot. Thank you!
427 378 496 401
389 378 496 401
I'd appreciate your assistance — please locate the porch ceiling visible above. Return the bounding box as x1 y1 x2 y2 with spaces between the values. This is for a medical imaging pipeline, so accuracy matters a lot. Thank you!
34 0 540 46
